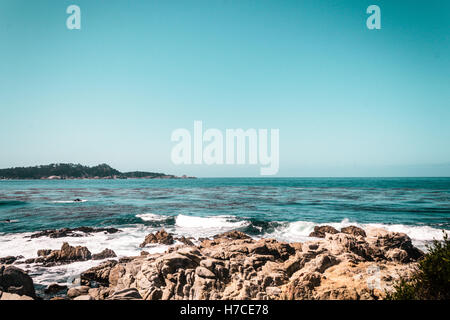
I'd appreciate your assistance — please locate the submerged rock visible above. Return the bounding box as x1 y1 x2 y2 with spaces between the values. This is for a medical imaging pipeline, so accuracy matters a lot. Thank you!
44 283 67 294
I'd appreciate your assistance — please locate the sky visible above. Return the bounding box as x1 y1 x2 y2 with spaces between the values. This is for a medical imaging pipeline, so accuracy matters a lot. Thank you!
0 0 449 177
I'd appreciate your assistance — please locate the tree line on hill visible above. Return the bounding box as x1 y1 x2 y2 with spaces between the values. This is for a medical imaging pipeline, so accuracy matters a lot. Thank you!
0 163 180 179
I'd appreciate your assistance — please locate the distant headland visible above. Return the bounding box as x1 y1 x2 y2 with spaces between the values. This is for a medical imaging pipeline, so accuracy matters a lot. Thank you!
0 163 195 180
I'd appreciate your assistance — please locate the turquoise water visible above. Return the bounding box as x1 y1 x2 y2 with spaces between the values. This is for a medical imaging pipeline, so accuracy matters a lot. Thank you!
1 177 449 287
1 177 449 235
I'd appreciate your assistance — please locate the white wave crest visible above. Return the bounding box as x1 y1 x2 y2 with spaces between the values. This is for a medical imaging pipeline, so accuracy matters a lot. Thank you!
136 213 170 221
175 214 248 229
52 200 88 203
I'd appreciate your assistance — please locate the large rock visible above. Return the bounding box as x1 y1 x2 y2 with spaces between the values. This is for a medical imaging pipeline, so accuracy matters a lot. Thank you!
0 291 34 300
92 249 117 260
67 285 90 298
73 294 94 300
309 225 339 238
366 229 423 262
0 265 36 298
341 226 367 238
140 229 174 247
43 242 92 264
107 288 142 300
81 260 118 286
175 236 195 246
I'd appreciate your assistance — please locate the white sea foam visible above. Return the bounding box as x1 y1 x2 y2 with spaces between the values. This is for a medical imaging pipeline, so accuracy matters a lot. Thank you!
364 223 447 242
172 214 250 238
136 213 170 221
0 226 169 286
51 200 88 203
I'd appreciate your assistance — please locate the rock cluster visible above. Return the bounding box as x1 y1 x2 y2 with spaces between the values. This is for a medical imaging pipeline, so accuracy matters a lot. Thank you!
308 225 368 238
0 256 23 265
22 242 116 267
76 227 423 300
139 229 195 247
30 227 120 239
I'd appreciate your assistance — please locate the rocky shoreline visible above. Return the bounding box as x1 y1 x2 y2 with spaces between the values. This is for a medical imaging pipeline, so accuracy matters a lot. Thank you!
0 226 424 300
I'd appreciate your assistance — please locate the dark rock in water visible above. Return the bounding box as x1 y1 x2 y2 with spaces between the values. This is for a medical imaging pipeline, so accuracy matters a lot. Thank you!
30 226 120 239
0 265 36 298
341 226 367 238
214 230 251 240
140 229 174 247
0 256 23 265
92 249 117 260
40 242 92 265
309 225 339 238
44 283 67 294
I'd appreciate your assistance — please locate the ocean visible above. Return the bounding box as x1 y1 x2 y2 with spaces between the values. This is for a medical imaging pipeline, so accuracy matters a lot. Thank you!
1 177 449 289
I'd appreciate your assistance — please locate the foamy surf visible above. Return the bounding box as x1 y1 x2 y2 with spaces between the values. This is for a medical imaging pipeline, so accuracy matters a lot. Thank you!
172 214 251 238
0 226 170 287
51 200 88 203
136 213 171 222
262 218 449 250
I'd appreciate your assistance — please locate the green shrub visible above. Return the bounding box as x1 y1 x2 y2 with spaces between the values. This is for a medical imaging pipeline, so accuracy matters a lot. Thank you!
387 231 450 300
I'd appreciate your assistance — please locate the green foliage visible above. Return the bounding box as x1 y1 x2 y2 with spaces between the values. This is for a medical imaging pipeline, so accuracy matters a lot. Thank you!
0 163 172 179
387 231 450 300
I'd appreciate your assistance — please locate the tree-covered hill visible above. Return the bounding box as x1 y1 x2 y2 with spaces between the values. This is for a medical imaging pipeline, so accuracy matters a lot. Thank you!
0 163 186 179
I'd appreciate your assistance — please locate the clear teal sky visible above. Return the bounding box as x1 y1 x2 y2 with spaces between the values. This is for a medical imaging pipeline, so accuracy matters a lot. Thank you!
0 0 449 177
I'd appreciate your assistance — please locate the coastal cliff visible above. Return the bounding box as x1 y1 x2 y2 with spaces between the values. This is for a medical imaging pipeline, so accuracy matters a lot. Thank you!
0 226 425 300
